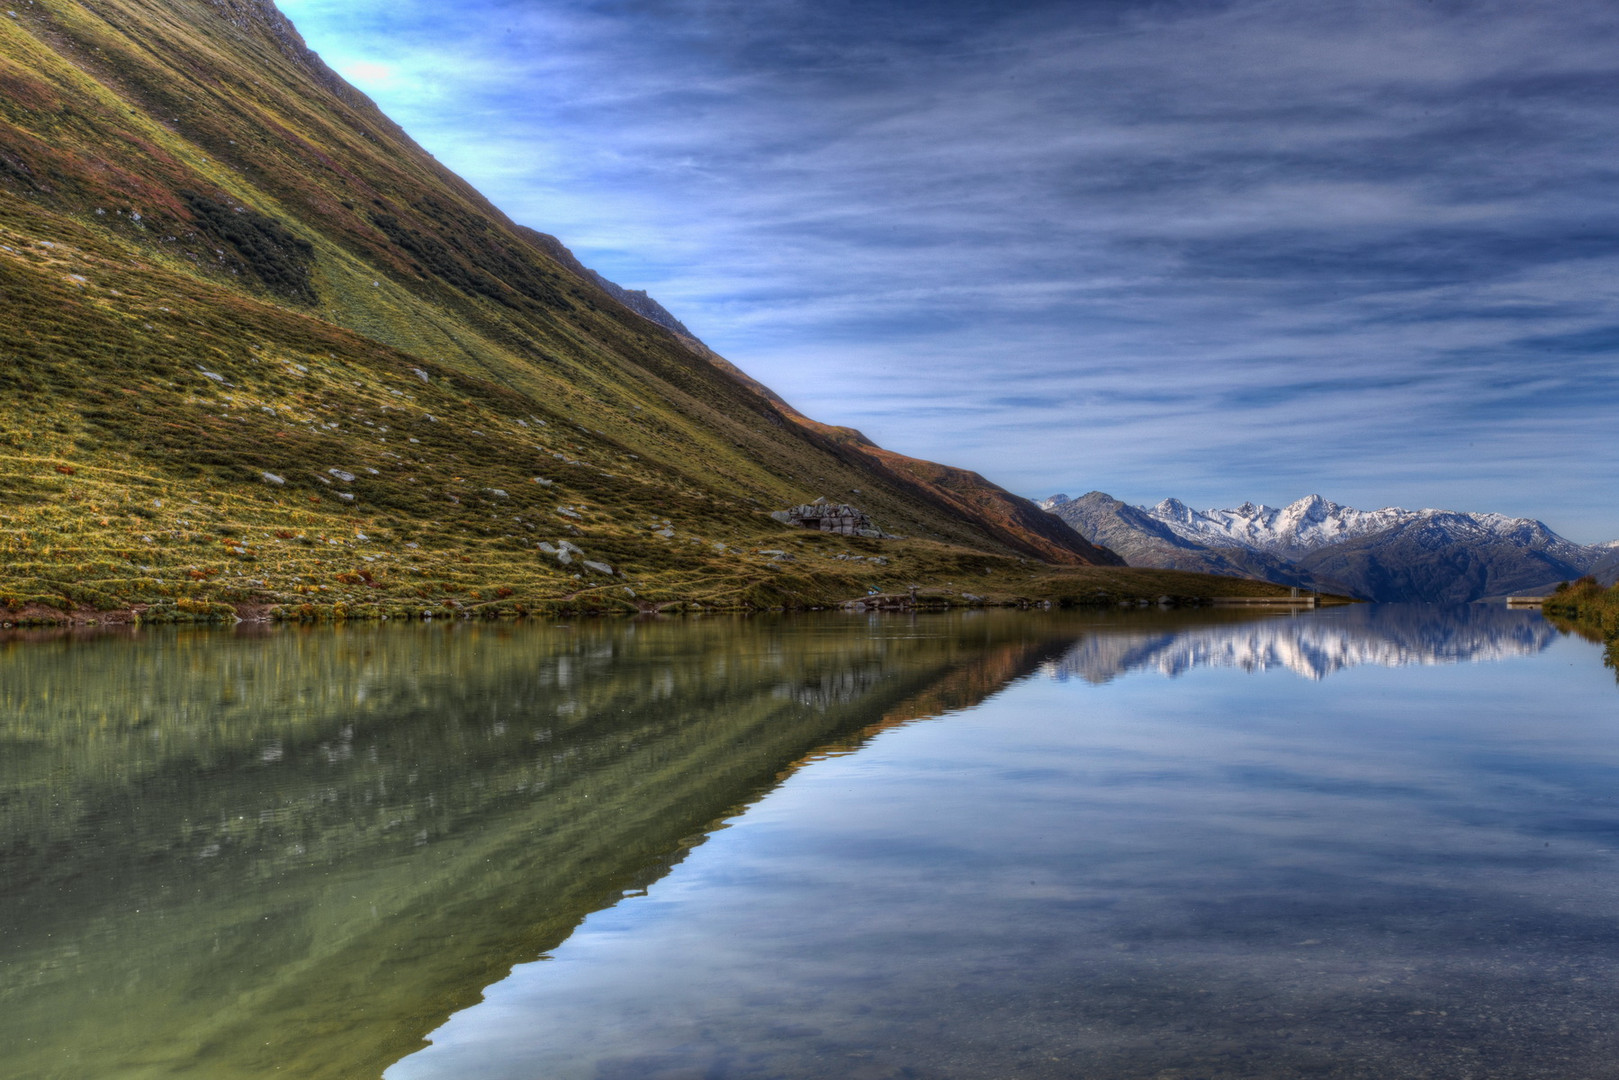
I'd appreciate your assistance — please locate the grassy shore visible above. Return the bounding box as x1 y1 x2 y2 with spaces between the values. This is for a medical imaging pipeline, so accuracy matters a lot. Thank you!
0 515 1338 628
1542 578 1619 678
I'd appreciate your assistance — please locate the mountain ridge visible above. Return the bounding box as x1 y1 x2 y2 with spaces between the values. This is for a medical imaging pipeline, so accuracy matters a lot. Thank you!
520 230 700 345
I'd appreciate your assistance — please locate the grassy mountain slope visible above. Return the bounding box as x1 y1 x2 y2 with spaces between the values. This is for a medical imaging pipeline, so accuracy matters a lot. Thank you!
0 0 1291 621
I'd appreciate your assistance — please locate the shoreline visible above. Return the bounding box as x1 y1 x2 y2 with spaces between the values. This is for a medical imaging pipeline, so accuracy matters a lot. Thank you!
0 578 1353 629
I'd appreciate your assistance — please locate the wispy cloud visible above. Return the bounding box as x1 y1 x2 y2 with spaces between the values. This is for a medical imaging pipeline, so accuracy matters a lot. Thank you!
276 0 1619 540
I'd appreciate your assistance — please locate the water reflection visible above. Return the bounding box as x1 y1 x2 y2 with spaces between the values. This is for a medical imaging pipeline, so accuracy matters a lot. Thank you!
0 613 1075 1080
392 612 1619 1080
0 608 1604 1080
1050 604 1557 682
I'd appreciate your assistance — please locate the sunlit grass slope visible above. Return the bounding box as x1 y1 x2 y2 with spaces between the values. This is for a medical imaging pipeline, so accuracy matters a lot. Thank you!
0 0 1292 620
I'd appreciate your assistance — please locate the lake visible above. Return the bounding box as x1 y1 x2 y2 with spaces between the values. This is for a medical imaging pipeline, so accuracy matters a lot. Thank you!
1 606 1615 1079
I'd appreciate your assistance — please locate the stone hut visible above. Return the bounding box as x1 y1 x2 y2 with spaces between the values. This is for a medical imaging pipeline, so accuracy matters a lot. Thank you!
771 498 888 538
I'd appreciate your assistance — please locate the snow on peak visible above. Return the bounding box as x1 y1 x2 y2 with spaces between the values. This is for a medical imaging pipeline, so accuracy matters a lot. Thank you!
1135 495 1392 553
1131 495 1549 555
1285 494 1339 521
1152 497 1192 522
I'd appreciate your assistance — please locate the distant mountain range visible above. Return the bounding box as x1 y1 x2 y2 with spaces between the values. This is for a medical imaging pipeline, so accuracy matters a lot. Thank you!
1041 492 1619 604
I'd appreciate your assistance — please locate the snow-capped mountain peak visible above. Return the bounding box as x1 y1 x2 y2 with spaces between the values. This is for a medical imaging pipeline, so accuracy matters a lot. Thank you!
1140 494 1416 555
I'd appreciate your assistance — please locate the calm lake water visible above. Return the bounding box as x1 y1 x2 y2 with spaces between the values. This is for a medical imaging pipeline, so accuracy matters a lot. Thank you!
1 606 1615 1080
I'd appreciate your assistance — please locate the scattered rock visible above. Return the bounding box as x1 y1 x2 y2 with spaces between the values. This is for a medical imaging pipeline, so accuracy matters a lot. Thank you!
261 472 285 485
328 468 356 482
582 560 614 576
546 539 585 566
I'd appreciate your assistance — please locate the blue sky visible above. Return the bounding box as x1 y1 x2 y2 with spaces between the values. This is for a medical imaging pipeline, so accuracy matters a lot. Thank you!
276 0 1619 542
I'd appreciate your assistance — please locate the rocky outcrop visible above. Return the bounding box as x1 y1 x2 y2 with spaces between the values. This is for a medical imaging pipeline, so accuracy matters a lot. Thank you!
772 499 889 538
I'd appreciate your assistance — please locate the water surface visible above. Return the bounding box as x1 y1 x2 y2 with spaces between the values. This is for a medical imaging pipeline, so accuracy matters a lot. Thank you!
1 606 1614 1079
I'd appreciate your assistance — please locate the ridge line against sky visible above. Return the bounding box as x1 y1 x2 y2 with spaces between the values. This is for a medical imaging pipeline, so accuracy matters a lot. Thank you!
273 0 1619 543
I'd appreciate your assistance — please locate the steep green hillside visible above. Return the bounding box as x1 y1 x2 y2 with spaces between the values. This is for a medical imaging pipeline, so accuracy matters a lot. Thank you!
0 0 1285 621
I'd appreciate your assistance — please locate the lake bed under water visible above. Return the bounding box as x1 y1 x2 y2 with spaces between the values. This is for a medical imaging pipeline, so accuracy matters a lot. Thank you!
1 606 1615 1079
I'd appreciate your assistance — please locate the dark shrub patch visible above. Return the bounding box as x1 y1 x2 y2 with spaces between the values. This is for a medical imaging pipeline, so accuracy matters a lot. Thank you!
183 192 316 304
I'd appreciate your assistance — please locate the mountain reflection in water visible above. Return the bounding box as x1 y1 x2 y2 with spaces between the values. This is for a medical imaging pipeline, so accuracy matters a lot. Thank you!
0 607 1600 1080
0 613 1074 1080
1050 604 1559 683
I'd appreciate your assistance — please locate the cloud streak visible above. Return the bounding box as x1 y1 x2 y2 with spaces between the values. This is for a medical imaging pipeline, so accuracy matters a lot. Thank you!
276 0 1619 540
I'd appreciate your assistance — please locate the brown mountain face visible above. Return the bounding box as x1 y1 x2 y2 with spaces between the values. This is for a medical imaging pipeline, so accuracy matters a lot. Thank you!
0 0 1127 620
